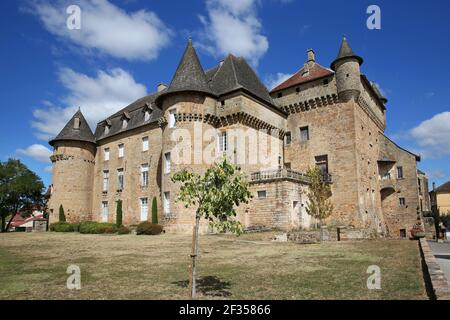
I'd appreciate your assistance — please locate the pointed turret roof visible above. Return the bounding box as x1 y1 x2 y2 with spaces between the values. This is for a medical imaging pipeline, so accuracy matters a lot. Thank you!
331 37 363 70
207 54 275 107
49 110 95 146
156 39 215 105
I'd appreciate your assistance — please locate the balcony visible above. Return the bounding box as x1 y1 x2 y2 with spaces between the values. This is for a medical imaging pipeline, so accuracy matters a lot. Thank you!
249 169 332 184
380 173 396 191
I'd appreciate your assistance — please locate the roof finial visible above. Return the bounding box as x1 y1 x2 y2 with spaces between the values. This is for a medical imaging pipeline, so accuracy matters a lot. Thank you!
188 37 192 45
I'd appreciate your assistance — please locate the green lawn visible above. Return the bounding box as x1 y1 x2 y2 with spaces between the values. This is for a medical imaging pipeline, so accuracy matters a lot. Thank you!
0 232 427 300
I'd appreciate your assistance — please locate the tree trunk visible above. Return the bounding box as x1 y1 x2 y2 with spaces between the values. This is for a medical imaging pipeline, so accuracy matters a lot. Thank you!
5 212 17 233
189 213 201 299
319 218 323 242
1 215 5 233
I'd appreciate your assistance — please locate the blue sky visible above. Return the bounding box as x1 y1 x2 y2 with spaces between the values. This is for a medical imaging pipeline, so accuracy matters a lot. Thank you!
1 0 449 188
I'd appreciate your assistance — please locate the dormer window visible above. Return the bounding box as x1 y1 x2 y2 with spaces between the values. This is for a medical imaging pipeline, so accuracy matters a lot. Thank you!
121 112 130 129
144 103 153 122
74 117 80 130
103 119 111 135
104 125 110 135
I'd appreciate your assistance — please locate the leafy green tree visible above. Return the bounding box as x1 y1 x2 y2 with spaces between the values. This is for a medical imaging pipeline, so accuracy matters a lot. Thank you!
172 157 252 298
305 166 333 240
59 204 66 222
151 197 158 224
116 200 123 227
0 159 44 232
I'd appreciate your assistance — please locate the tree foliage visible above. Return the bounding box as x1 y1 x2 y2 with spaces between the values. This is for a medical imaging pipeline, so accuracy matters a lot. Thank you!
0 159 44 232
151 197 158 224
59 204 66 222
171 157 252 234
305 166 333 224
116 199 123 227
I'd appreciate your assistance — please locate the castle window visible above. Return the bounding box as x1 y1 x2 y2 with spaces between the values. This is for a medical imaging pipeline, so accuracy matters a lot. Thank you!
257 190 267 199
397 166 404 179
300 126 310 142
277 92 283 98
104 148 110 161
142 137 149 152
144 110 151 122
104 125 110 135
103 170 109 192
315 155 329 177
122 118 128 129
217 131 228 153
285 132 292 145
118 144 124 158
141 164 149 187
323 79 329 85
140 198 148 221
164 152 171 174
168 109 176 128
101 201 108 223
296 87 300 93
399 197 406 207
221 100 225 106
163 192 171 216
74 117 80 130
117 169 124 191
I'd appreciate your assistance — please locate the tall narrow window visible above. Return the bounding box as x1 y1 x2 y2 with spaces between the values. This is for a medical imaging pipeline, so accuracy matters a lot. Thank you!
218 131 228 153
164 192 171 216
168 109 176 128
122 118 128 129
142 137 149 152
74 117 80 130
141 164 149 187
104 125 110 135
117 169 124 191
315 155 329 182
399 197 406 207
140 198 148 221
144 110 151 122
118 144 124 158
397 166 404 179
104 148 110 161
103 170 109 192
285 132 292 145
300 126 310 142
101 201 109 223
164 152 171 174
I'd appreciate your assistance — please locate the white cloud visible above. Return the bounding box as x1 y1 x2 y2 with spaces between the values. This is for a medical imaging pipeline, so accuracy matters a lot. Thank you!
428 170 447 180
17 144 53 163
28 0 172 61
198 0 269 66
410 111 450 158
44 166 53 173
32 67 147 141
265 73 292 91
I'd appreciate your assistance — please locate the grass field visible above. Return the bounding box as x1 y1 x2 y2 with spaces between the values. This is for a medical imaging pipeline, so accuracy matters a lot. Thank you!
0 232 427 300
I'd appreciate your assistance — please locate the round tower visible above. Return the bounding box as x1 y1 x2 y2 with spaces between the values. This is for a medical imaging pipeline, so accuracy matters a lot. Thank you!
48 110 96 223
331 37 364 102
155 39 218 233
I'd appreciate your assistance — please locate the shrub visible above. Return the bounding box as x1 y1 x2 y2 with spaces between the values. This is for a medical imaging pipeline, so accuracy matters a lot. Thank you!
59 205 66 222
117 226 131 235
50 222 73 232
79 221 118 234
116 200 123 227
151 197 158 224
136 222 163 235
71 223 80 232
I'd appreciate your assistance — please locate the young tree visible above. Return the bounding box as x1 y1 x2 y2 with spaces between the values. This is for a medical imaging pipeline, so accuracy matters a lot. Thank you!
305 166 333 240
116 199 123 227
0 159 44 232
151 197 158 224
172 157 252 299
59 204 66 222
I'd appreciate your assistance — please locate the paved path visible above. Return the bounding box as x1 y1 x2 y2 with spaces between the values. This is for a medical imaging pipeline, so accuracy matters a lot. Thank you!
428 241 450 283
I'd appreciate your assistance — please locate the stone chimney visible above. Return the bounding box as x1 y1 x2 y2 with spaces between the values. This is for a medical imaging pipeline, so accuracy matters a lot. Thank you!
433 182 436 191
157 83 168 92
307 49 315 68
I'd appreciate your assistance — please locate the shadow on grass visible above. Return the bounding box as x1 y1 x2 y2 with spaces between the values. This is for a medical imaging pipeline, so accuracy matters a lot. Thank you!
172 276 232 297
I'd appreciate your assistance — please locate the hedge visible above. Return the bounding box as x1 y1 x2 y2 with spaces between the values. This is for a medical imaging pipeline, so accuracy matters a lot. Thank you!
50 222 74 232
79 221 118 234
136 222 164 235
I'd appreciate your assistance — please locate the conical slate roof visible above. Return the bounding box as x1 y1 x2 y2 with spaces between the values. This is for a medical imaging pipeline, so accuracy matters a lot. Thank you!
331 37 363 70
49 110 95 146
156 39 215 105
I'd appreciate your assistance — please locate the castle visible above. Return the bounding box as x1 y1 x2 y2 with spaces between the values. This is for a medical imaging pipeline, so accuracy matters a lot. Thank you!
47 37 429 237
